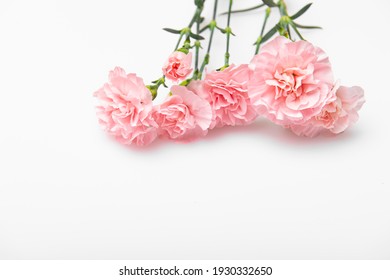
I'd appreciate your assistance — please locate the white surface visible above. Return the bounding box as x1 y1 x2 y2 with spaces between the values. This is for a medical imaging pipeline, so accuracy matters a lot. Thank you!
0 0 389 259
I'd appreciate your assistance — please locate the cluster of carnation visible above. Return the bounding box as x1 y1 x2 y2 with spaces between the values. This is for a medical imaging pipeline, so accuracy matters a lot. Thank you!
94 36 365 146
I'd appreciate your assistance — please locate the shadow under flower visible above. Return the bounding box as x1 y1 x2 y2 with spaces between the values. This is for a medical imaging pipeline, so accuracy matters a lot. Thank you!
103 118 361 153
203 118 360 147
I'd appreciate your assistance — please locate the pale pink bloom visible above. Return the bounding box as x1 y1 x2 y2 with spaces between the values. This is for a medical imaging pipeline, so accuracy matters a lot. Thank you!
290 85 365 137
248 36 335 126
187 79 216 121
201 64 258 129
94 67 158 146
162 51 193 82
153 85 212 140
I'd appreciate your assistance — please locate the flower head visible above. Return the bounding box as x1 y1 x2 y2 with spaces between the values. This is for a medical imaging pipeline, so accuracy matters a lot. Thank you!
94 67 158 146
162 51 193 82
153 85 212 140
289 85 365 137
248 36 335 126
200 64 258 128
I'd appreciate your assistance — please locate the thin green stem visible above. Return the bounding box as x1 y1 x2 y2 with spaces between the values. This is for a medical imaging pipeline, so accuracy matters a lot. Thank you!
193 3 204 79
277 1 294 39
199 0 219 78
261 12 269 37
278 0 288 16
255 8 271 55
174 33 184 51
185 6 202 42
220 3 265 15
252 0 315 56
150 4 203 99
194 21 200 71
178 5 203 50
206 25 216 55
224 0 233 67
212 0 218 19
188 12 198 29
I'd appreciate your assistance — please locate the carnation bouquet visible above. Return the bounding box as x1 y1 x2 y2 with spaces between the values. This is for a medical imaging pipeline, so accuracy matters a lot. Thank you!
94 0 365 147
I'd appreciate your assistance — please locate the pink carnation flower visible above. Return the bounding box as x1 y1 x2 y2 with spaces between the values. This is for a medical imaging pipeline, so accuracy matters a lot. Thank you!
94 67 158 146
248 36 335 126
162 51 193 82
153 85 212 140
200 64 258 129
290 85 365 137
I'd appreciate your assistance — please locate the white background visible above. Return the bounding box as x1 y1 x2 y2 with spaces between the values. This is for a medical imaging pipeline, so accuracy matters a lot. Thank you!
0 0 389 259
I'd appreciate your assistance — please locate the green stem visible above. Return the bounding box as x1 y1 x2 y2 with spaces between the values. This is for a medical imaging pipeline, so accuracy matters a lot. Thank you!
212 0 218 22
221 3 265 15
255 8 271 55
224 0 233 67
188 11 198 29
199 0 219 79
185 6 202 42
178 5 203 50
260 12 269 36
278 0 288 16
194 21 200 73
147 76 166 100
252 0 313 56
149 4 203 99
277 0 291 38
193 3 204 79
174 33 184 51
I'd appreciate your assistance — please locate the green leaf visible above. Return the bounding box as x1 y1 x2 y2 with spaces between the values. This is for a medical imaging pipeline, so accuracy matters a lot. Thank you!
162 28 182 34
290 3 312 20
261 25 278 44
262 0 278 7
194 0 205 8
189 32 205 40
216 26 227 34
220 4 265 15
199 24 210 33
290 23 305 40
293 22 322 29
